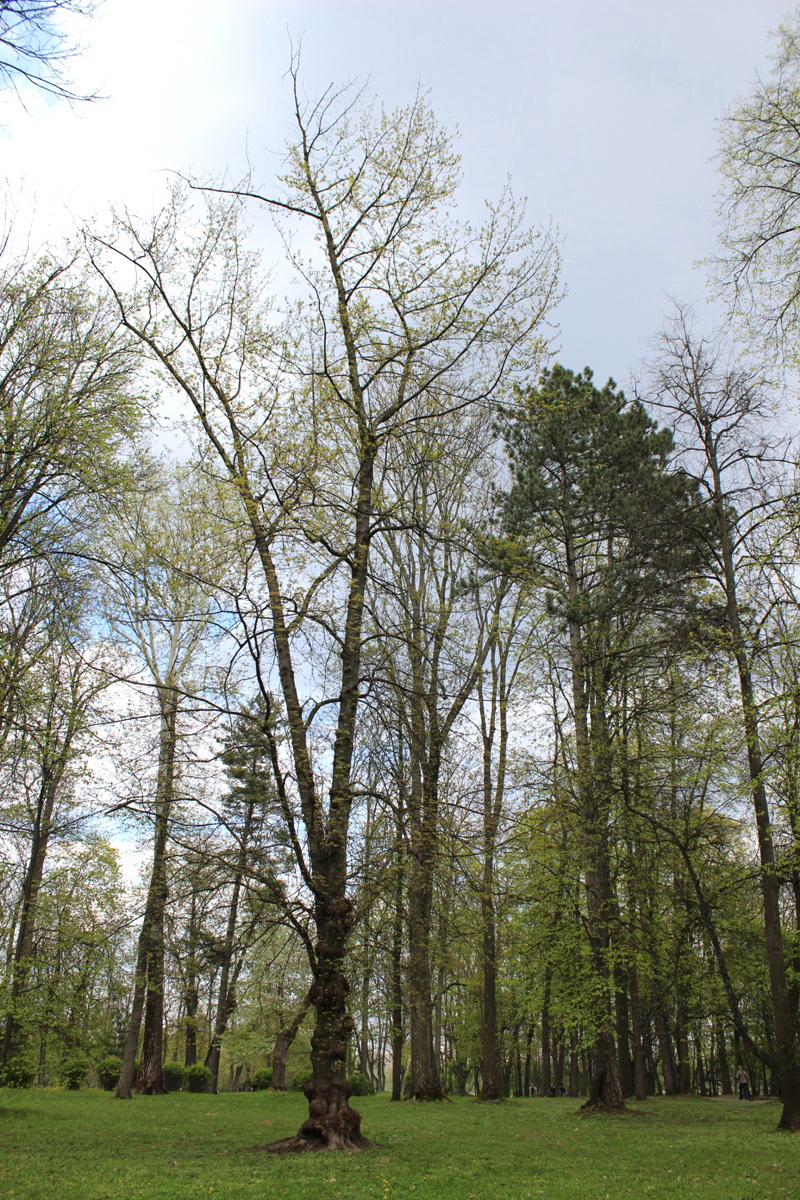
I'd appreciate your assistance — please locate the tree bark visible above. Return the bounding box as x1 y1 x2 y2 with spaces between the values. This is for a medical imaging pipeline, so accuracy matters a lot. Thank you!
205 801 254 1093
118 686 178 1098
183 893 199 1068
1 769 62 1067
629 967 649 1101
390 842 405 1102
565 580 623 1111
541 972 551 1097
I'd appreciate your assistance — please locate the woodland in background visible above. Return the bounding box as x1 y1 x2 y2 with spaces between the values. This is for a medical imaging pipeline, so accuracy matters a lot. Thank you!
4 7 800 1148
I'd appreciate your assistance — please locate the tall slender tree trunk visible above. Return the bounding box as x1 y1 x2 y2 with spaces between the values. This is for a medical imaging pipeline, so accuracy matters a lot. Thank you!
629 967 649 1101
568 1031 580 1097
615 972 634 1097
523 1024 534 1096
118 686 178 1099
710 466 800 1130
676 1003 691 1096
407 742 446 1101
270 987 312 1091
477 622 510 1101
653 995 679 1096
565 582 623 1110
358 948 372 1083
206 802 253 1093
1 769 62 1067
716 1020 733 1095
184 893 199 1068
541 972 552 1097
390 840 405 1102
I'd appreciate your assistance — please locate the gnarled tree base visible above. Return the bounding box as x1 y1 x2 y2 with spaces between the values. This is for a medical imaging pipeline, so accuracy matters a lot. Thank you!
261 1112 373 1153
777 1103 800 1132
580 1099 627 1114
406 1085 449 1101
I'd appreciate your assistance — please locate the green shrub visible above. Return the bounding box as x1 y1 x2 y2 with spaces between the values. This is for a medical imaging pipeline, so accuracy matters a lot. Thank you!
2 1056 36 1088
349 1070 372 1096
61 1054 90 1090
289 1067 313 1092
251 1068 272 1091
97 1055 122 1091
185 1064 213 1093
162 1061 186 1091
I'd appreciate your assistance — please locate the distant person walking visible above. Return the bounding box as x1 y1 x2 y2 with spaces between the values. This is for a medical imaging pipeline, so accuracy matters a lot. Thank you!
736 1066 750 1101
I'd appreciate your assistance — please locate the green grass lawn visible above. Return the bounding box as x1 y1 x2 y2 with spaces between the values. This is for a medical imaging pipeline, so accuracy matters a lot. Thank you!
0 1089 797 1200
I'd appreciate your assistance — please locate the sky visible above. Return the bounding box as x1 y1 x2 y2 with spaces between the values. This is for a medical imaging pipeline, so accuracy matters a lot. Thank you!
1 0 795 390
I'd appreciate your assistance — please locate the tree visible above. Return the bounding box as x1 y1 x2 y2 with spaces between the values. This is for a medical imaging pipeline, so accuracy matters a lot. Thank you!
102 467 229 1098
0 1 96 104
646 310 800 1131
715 10 800 357
89 67 559 1148
499 365 711 1109
0 606 112 1073
12 836 129 1084
0 245 141 755
368 403 499 1101
471 572 537 1100
202 701 278 1094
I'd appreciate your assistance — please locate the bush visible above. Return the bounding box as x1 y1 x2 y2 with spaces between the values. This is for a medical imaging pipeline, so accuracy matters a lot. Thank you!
61 1054 90 1090
349 1070 372 1096
162 1061 186 1092
251 1068 272 1091
185 1064 213 1093
289 1067 313 1093
97 1055 122 1091
2 1056 36 1088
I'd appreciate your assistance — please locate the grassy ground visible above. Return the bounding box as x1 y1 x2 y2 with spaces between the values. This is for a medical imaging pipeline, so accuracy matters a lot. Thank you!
0 1089 797 1200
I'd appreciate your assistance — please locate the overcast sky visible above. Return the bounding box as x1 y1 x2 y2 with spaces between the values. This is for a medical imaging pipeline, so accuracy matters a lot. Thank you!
1 0 794 387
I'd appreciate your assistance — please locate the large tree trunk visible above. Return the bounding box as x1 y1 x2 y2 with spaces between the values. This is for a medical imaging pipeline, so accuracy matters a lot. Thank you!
250 422 376 1150
116 921 150 1099
407 866 445 1100
587 1030 623 1108
267 886 368 1151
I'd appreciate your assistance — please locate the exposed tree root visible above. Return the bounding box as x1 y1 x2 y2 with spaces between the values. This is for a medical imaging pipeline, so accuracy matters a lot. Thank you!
406 1086 450 1102
256 1100 375 1152
260 1130 375 1153
580 1099 627 1114
777 1105 800 1133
